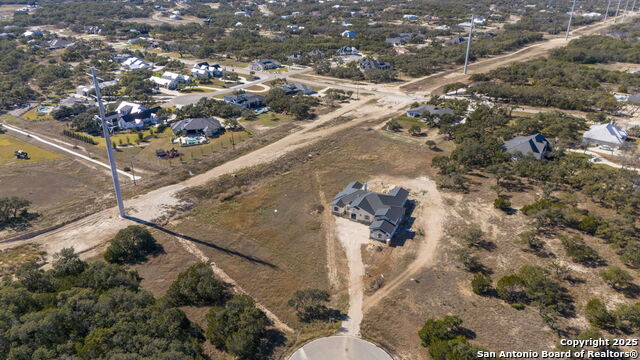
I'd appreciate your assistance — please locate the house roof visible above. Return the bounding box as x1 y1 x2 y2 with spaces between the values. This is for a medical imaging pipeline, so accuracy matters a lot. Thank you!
407 105 454 117
503 133 552 160
583 123 628 145
171 118 222 134
279 83 314 95
332 184 409 225
370 219 396 235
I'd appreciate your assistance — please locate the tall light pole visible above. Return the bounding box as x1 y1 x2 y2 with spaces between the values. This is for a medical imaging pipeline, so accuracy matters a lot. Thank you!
463 14 475 75
615 0 623 21
604 0 612 21
91 68 126 218
565 0 577 40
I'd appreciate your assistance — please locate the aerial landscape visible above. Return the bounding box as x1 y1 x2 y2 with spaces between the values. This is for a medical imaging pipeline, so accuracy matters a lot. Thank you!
1 0 640 359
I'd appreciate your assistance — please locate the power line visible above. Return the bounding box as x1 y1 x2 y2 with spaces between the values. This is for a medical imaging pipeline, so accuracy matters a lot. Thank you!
615 0 623 21
604 0 612 21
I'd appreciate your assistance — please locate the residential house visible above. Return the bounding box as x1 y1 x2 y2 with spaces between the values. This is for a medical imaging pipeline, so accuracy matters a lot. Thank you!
191 62 223 78
331 182 409 244
47 39 75 49
169 14 182 20
406 105 454 121
359 57 393 71
337 46 359 55
341 21 353 27
446 37 467 45
106 101 160 130
341 30 356 38
503 133 552 160
223 93 265 109
582 123 628 148
22 30 43 37
385 37 406 46
76 80 118 97
403 14 419 21
121 56 153 71
278 82 314 95
162 71 191 84
171 118 224 137
307 49 325 58
249 59 282 71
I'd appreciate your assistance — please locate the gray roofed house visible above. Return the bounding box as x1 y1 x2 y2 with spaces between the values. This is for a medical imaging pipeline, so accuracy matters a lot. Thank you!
47 39 75 49
249 59 281 71
359 57 393 71
278 83 315 95
331 182 409 244
223 93 265 109
406 105 454 119
503 133 552 160
171 118 224 137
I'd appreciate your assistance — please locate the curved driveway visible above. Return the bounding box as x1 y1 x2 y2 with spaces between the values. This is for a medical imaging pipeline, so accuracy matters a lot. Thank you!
289 336 393 360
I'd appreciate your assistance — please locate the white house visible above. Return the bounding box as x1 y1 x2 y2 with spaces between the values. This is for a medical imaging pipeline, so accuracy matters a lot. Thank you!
191 62 223 78
121 56 153 71
583 123 628 148
403 14 419 21
106 101 159 130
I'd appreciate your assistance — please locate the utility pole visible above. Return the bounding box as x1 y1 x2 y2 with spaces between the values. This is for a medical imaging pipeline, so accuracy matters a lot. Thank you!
130 161 136 186
91 67 126 218
463 14 475 75
565 0 577 40
623 0 631 20
615 0 623 21
604 0 612 21
632 0 637 12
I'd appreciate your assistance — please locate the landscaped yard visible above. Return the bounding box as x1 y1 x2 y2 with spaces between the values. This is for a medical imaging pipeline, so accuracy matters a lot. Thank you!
136 130 251 163
0 134 62 165
67 127 173 148
21 106 54 121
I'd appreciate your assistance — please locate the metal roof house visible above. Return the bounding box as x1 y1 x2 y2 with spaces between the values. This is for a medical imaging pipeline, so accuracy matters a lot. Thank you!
171 118 224 137
359 57 393 71
278 83 315 95
331 182 409 244
582 123 628 148
406 105 454 119
249 59 282 71
503 133 552 160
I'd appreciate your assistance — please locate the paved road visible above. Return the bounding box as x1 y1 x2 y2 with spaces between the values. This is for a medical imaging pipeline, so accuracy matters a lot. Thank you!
289 336 392 360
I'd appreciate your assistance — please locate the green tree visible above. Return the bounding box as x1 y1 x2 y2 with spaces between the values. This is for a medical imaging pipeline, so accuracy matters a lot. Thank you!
104 225 159 264
493 197 511 212
287 288 331 322
418 315 463 347
409 125 422 136
206 294 269 359
51 248 86 278
165 262 228 306
496 275 526 304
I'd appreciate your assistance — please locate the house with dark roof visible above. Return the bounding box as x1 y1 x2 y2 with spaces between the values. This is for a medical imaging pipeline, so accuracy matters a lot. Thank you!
359 57 393 71
278 83 314 95
105 101 160 130
337 46 359 56
503 133 552 160
249 59 281 71
171 118 224 137
223 93 265 109
331 182 409 244
47 39 75 49
406 105 454 120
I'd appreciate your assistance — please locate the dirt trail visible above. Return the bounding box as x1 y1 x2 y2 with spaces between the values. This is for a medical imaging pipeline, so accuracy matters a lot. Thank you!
364 177 446 312
334 217 370 336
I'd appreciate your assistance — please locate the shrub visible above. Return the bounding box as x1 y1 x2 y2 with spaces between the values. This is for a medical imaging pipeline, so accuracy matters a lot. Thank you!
165 263 228 306
496 274 526 304
599 266 633 292
418 315 463 347
471 274 493 296
493 197 511 211
559 235 604 267
104 226 159 264
585 298 616 329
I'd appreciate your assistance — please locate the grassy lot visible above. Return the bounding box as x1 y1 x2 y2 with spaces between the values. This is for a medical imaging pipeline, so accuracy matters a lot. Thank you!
242 112 295 127
244 85 267 91
395 115 428 129
0 134 62 165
